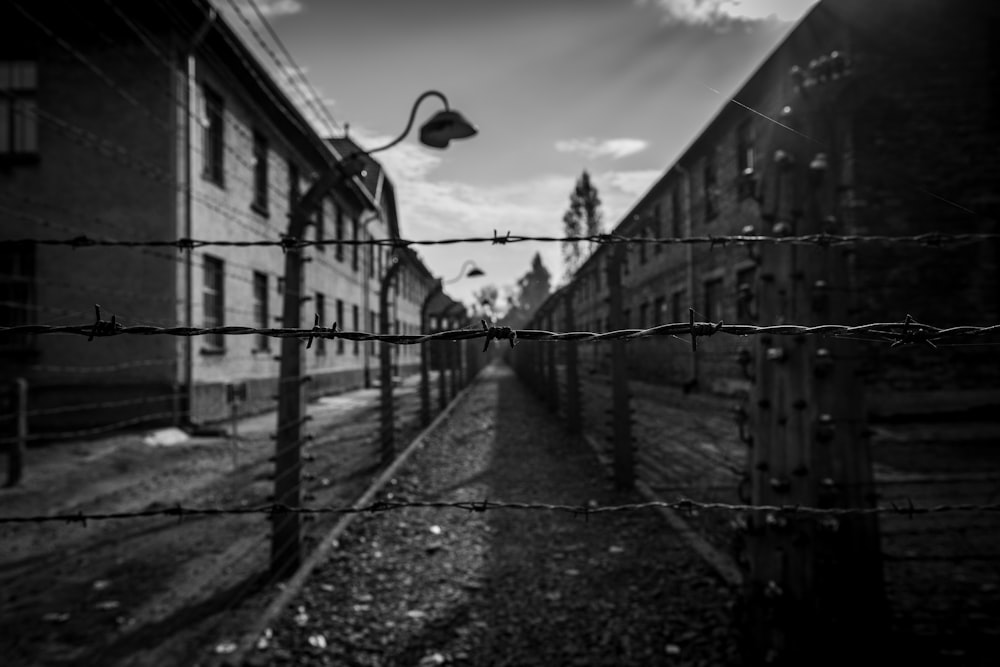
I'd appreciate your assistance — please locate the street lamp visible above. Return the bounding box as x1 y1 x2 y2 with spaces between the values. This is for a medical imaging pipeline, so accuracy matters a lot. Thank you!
273 91 477 578
444 260 486 285
343 90 478 179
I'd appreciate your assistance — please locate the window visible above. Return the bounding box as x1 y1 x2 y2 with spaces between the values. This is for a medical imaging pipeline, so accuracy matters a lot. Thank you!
654 296 666 325
0 61 39 163
336 298 345 355
638 227 647 264
703 151 719 220
314 198 325 251
288 161 300 209
638 302 649 329
368 240 375 278
202 255 225 350
334 207 345 262
201 85 225 186
315 292 326 355
369 309 377 355
351 303 358 355
352 215 360 271
653 204 663 254
0 245 35 349
252 271 269 351
736 266 757 321
671 290 684 322
251 130 268 214
671 189 682 238
704 277 724 322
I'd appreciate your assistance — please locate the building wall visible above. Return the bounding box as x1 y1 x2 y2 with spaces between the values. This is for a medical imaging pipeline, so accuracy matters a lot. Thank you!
0 9 181 432
0 2 441 432
541 0 1000 418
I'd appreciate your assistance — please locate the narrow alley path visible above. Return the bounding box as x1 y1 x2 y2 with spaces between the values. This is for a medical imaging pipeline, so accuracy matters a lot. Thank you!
261 363 741 666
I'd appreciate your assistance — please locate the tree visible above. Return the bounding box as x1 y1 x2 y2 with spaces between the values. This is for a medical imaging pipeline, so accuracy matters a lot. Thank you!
562 170 604 279
501 252 552 329
473 284 500 320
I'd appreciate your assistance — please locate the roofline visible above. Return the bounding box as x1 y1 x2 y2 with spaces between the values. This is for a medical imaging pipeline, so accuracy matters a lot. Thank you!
572 2 825 278
184 0 384 209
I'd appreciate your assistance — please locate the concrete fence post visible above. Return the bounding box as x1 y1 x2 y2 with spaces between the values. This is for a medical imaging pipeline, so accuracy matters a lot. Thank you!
4 378 27 487
563 288 581 434
607 243 634 489
746 64 884 664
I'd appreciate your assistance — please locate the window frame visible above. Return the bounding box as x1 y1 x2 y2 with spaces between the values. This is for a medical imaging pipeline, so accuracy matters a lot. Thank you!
315 292 326 356
0 244 36 351
202 255 226 352
201 85 225 187
252 271 269 352
351 304 359 355
703 276 725 323
0 60 40 165
251 129 269 216
703 151 719 221
335 206 345 262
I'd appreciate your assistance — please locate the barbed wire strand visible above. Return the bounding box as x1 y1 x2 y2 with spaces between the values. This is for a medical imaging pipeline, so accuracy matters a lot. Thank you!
1 497 998 526
3 317 999 347
3 230 999 251
229 0 342 135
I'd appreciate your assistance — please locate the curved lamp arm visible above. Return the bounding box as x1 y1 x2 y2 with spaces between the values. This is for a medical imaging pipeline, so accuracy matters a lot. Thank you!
444 260 485 285
357 90 478 158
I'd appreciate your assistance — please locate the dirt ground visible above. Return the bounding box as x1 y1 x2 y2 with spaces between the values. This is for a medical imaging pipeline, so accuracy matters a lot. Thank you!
577 372 1000 665
260 364 742 666
0 372 441 667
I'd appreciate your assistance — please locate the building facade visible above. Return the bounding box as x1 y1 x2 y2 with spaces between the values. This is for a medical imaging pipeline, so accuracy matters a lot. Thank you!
0 0 441 431
542 0 1000 418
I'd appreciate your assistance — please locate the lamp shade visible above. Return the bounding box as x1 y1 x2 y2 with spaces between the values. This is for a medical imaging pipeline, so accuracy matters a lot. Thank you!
419 109 478 149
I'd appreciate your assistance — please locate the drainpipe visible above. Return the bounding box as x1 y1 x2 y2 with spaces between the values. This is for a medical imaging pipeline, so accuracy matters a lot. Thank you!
674 163 698 390
182 8 217 426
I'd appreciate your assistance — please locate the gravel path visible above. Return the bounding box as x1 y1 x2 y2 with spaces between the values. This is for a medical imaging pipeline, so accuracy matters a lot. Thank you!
261 363 741 666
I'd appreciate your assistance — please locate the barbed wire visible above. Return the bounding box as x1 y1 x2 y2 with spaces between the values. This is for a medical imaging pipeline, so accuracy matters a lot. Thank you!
3 313 998 347
1 497 998 526
3 230 999 251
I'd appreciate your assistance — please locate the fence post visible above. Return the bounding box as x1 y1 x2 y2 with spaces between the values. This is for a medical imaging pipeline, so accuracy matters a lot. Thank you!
563 287 581 434
379 257 403 466
606 243 634 489
437 323 448 412
270 168 344 578
449 315 460 399
545 311 559 412
4 378 27 487
419 282 442 426
746 64 884 664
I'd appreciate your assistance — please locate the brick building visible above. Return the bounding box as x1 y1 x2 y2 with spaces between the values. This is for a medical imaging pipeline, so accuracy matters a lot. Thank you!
0 0 442 431
548 0 1000 418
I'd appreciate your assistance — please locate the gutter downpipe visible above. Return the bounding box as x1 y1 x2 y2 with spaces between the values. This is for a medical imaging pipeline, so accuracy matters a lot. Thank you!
182 8 217 426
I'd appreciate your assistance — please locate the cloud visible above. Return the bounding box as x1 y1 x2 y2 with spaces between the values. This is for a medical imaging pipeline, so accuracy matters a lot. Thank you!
375 160 660 301
338 133 661 302
641 0 818 26
554 137 649 161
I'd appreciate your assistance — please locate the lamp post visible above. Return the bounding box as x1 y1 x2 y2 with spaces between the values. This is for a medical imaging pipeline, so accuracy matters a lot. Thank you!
271 91 477 578
418 263 485 424
378 252 405 465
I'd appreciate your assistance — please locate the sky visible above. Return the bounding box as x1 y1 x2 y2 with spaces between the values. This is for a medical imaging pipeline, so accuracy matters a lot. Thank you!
219 0 819 309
